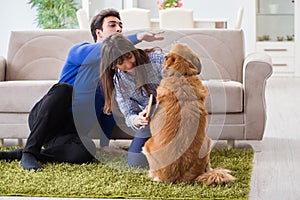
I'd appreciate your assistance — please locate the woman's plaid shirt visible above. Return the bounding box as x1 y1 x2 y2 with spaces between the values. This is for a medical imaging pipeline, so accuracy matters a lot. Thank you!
114 51 165 130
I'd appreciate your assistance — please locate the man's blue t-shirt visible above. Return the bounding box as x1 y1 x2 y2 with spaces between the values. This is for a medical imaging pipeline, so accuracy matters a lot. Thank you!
59 34 139 86
58 34 139 135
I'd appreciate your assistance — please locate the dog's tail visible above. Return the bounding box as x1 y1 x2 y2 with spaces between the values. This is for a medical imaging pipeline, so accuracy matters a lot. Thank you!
195 168 236 185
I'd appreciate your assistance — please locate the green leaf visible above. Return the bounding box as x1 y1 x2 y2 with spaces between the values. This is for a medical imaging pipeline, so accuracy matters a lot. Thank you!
27 0 79 29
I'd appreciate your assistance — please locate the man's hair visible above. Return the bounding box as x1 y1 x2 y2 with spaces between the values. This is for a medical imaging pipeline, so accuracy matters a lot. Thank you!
90 8 121 42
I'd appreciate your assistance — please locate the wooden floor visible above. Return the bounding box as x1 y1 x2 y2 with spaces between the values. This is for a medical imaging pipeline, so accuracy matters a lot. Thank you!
2 76 300 200
247 76 300 200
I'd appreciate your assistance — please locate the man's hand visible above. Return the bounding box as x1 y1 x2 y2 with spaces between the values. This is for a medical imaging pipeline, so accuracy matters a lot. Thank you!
137 31 165 42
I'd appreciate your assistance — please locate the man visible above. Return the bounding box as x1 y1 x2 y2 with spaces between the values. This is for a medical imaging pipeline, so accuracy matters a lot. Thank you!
0 8 163 170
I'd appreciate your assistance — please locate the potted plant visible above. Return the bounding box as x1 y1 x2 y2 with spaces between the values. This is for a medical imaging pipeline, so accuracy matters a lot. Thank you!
156 0 183 10
28 0 79 29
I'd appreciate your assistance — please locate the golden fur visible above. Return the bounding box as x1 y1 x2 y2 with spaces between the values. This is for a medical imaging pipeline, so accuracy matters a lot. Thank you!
143 43 235 185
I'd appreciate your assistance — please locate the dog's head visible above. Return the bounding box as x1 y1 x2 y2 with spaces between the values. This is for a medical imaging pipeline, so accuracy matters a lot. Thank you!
162 43 202 77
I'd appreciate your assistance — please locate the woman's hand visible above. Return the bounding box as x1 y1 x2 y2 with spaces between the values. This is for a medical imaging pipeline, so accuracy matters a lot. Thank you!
133 107 150 128
137 31 164 42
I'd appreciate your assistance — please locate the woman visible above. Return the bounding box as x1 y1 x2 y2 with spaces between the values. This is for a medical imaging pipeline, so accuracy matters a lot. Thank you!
100 33 165 168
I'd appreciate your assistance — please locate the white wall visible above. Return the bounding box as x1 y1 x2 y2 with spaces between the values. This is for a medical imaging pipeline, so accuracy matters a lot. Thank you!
0 0 38 57
185 0 255 53
295 0 300 76
0 0 81 57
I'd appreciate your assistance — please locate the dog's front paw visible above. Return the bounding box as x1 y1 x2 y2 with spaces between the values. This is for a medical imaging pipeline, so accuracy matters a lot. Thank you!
148 171 154 178
153 176 161 182
148 171 161 182
142 147 148 155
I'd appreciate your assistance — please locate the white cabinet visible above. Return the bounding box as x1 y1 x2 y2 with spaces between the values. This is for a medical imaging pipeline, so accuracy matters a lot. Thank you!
255 0 299 75
256 42 295 73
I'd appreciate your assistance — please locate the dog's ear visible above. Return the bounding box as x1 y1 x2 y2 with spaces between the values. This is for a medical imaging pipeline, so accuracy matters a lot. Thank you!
191 56 202 74
187 61 200 75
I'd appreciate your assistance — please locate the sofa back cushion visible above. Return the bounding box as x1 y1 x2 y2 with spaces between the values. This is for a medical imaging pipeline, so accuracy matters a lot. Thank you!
135 29 245 82
6 29 93 81
6 29 245 82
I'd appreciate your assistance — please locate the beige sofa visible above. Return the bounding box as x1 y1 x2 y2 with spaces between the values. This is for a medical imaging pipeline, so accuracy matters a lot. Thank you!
0 30 93 146
0 29 272 147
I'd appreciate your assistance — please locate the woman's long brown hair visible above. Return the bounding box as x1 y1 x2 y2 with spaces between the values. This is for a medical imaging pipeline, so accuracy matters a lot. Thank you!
100 33 159 114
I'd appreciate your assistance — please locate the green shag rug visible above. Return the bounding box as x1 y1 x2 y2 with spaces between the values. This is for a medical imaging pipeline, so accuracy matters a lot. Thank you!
0 146 253 199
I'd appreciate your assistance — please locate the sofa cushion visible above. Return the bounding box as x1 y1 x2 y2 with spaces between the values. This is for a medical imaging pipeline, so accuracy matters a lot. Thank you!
6 30 93 81
0 113 29 138
204 80 243 113
135 29 245 82
0 79 242 114
0 80 57 112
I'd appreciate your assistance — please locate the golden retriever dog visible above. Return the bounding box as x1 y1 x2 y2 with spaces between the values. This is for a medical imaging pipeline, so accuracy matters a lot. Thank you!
142 43 235 185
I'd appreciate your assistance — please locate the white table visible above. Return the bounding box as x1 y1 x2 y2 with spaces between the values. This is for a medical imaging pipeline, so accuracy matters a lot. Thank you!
150 18 227 29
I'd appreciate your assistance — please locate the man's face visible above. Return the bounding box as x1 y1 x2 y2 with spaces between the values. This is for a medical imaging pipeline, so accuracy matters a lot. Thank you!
96 16 122 42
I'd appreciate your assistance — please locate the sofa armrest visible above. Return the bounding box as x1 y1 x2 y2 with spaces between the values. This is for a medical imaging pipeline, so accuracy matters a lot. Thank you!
243 52 273 140
0 56 6 81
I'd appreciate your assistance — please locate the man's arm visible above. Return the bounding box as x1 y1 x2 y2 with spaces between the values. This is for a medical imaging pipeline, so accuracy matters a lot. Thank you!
127 31 165 44
137 31 164 42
